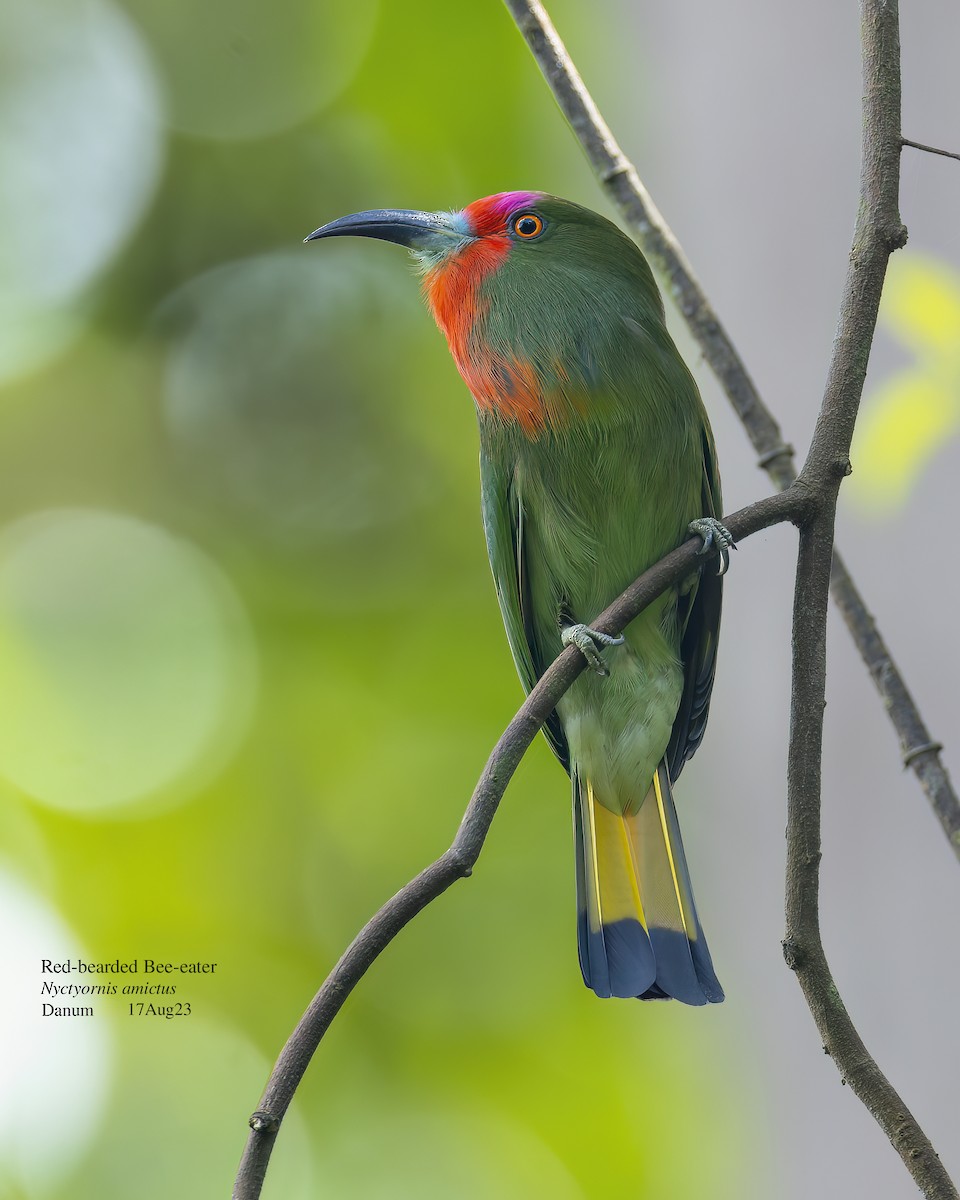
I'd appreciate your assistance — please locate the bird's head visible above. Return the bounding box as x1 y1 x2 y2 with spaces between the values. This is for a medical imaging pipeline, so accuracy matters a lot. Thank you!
305 192 564 314
306 192 662 433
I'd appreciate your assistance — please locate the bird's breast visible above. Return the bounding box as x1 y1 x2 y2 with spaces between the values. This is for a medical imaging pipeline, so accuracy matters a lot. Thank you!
511 414 702 606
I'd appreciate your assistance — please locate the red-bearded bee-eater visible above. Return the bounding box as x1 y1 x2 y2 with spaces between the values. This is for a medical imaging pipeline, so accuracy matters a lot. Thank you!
306 192 733 1004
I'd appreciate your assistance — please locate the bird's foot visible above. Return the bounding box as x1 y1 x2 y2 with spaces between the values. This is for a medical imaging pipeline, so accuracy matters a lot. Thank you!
561 623 625 676
687 517 737 576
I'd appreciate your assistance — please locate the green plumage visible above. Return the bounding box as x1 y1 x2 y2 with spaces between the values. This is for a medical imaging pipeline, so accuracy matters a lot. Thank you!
473 199 724 1002
475 199 721 786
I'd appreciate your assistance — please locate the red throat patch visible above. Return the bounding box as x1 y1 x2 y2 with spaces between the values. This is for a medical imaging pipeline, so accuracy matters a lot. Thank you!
423 192 554 436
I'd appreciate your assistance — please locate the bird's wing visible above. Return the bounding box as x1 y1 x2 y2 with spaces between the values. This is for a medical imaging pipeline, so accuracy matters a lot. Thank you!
479 448 570 770
666 425 723 781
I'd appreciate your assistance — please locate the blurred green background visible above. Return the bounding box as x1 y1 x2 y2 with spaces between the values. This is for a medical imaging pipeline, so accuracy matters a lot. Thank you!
0 2 763 1196
1 1 958 1198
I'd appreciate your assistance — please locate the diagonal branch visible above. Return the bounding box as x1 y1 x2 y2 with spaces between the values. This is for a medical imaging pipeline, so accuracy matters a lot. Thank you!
902 137 960 163
232 487 804 1200
502 0 960 864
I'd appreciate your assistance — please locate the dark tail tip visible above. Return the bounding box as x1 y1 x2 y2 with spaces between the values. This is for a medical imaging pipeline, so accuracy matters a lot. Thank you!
578 916 657 999
646 926 724 1005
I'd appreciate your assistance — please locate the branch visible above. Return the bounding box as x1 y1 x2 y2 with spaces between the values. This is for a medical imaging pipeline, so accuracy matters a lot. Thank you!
502 0 960 865
505 0 958 1196
232 487 804 1200
786 524 957 1200
902 137 960 163
787 2 956 1197
829 554 959 847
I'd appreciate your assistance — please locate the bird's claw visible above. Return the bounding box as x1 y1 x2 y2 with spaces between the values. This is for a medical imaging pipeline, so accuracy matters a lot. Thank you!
561 623 625 676
687 517 737 576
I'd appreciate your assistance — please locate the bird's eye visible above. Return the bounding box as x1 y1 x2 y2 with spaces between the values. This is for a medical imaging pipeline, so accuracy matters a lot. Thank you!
512 212 544 239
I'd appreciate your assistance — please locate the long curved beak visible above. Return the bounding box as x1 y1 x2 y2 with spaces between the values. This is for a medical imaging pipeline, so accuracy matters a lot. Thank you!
304 209 462 249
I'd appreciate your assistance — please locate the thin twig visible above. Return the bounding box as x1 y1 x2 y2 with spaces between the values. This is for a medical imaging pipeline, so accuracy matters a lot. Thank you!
902 137 960 163
502 0 960 864
232 487 805 1199
782 2 957 1196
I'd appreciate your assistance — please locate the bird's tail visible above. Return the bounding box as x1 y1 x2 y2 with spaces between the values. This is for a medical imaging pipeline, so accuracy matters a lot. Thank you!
573 761 723 1004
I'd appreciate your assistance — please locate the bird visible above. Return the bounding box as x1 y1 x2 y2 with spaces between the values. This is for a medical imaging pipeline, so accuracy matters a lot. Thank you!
306 191 731 1004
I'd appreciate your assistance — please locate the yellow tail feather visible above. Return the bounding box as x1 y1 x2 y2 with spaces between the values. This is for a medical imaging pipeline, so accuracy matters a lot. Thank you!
575 762 723 1003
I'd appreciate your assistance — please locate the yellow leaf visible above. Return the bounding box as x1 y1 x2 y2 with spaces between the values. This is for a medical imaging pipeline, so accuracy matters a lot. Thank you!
881 256 960 358
849 371 960 513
